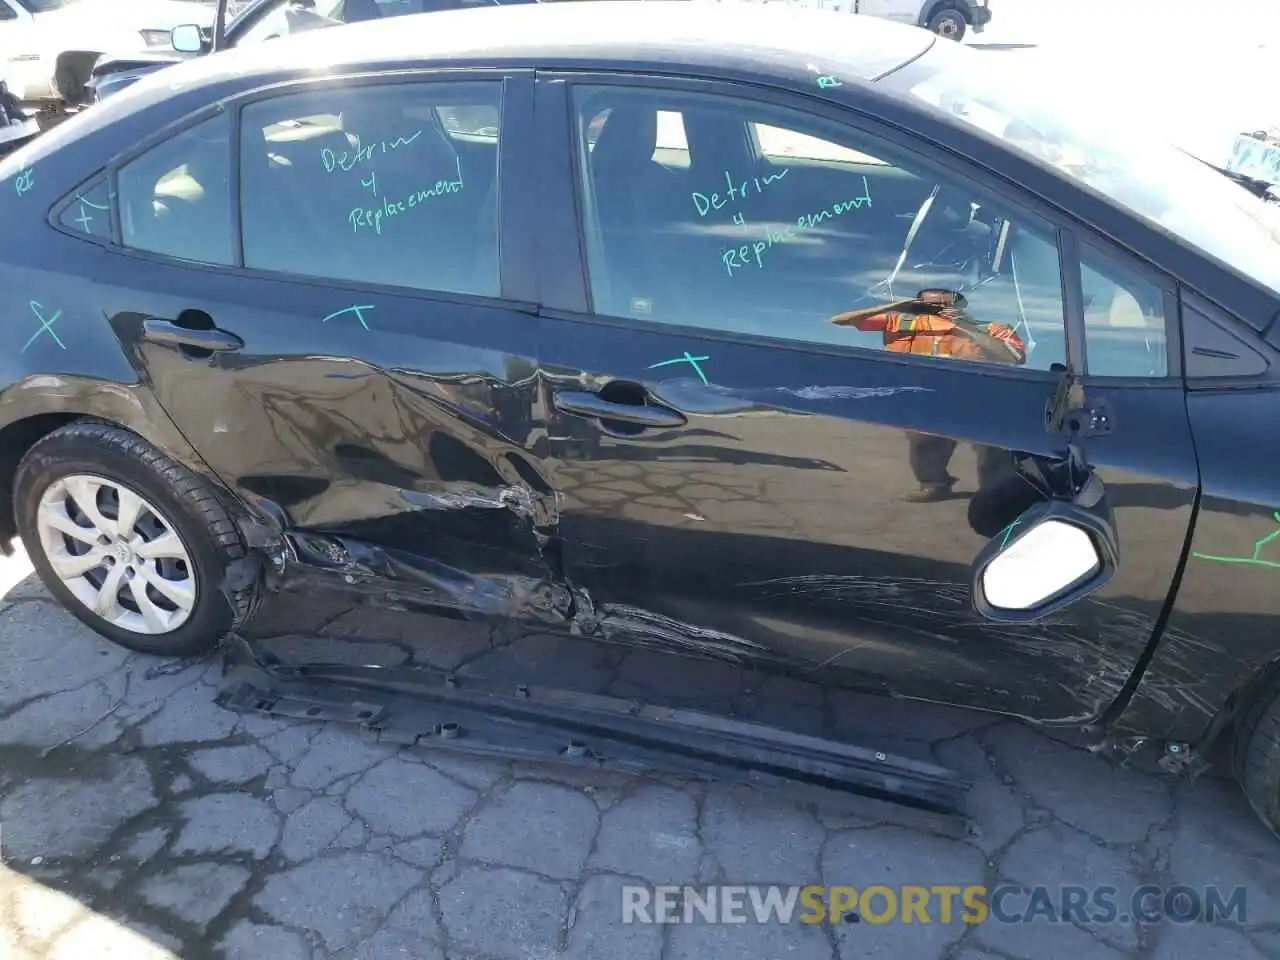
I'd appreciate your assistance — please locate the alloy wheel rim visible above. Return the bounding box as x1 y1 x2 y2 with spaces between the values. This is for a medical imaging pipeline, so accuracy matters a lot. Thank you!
35 474 197 635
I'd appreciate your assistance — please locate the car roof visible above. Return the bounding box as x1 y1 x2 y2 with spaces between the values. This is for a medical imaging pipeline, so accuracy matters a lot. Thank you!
22 2 931 175
159 1 935 92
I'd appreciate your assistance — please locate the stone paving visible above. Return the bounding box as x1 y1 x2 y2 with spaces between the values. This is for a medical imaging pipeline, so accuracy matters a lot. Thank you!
1 542 1278 960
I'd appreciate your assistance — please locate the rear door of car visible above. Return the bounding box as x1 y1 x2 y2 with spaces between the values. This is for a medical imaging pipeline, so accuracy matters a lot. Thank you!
529 71 1198 724
70 70 558 619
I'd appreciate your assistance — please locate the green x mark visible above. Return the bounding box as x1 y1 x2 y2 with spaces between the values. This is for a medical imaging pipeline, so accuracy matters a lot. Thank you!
20 302 65 353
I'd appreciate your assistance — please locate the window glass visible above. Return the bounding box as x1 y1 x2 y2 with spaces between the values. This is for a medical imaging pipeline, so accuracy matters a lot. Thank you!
586 107 689 168
1080 244 1168 377
57 177 112 240
574 86 1066 371
0 4 17 21
753 123 887 166
239 81 499 296
117 113 233 265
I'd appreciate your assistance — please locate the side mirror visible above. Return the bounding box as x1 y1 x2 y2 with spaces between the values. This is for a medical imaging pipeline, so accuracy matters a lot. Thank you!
970 497 1119 622
170 24 206 54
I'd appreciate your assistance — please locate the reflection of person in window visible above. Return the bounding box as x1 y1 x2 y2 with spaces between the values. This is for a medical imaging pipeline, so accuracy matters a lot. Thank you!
831 288 1026 503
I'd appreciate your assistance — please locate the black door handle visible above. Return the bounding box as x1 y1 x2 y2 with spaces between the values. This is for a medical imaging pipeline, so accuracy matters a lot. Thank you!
553 390 687 429
142 318 244 353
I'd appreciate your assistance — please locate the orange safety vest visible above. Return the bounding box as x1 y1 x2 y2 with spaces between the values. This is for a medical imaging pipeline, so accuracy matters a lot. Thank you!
852 310 1027 365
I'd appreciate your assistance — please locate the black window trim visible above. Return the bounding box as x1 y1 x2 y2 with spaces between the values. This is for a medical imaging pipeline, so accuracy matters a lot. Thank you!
1182 287 1278 388
48 173 116 245
539 69 1184 384
94 67 535 312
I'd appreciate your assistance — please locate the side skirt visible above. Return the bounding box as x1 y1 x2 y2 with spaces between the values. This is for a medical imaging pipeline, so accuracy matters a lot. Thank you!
218 636 972 819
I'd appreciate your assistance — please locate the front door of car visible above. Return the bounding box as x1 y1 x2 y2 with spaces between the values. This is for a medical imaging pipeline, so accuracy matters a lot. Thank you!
532 75 1198 724
87 72 558 620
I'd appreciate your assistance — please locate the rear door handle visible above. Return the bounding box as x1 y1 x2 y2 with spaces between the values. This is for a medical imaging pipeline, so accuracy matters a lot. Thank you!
553 390 687 429
142 318 244 353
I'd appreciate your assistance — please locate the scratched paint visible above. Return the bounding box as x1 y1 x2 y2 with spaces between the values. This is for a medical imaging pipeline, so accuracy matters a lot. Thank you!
816 76 842 90
781 385 931 401
14 168 33 196
322 304 375 330
999 516 1022 548
20 302 65 353
1192 512 1280 569
648 352 710 386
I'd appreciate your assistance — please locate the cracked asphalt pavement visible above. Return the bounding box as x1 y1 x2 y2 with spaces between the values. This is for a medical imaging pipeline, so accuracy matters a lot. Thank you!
1 541 1278 960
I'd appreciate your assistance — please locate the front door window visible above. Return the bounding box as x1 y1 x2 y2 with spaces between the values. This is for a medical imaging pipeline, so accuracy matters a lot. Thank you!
571 84 1068 371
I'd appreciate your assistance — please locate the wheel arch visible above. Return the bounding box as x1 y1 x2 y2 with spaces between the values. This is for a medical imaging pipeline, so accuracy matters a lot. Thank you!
0 412 85 551
0 379 231 554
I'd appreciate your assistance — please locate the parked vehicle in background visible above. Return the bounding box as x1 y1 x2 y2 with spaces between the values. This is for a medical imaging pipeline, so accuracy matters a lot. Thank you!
0 69 41 156
0 0 214 115
87 0 534 102
700 0 991 40
87 0 982 106
1227 128 1280 203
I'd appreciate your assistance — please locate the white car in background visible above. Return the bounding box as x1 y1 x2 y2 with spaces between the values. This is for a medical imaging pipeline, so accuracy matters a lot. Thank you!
0 0 214 107
0 62 40 155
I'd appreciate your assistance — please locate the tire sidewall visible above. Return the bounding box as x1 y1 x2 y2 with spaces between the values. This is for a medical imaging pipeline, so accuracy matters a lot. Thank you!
15 433 233 656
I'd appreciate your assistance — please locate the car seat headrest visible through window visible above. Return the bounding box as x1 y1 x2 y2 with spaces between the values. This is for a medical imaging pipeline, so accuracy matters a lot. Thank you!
591 105 658 175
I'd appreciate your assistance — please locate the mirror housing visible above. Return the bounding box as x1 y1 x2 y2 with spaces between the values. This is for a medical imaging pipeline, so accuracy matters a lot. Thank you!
970 496 1119 622
170 24 207 54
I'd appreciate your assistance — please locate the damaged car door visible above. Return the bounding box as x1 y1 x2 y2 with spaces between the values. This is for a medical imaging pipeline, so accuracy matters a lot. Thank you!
533 76 1197 723
94 72 563 622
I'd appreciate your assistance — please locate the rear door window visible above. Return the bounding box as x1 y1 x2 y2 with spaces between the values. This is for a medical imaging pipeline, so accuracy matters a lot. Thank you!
237 80 501 297
116 113 234 265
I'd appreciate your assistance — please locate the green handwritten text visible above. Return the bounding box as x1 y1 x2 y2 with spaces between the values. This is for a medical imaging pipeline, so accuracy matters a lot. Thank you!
322 130 423 173
348 157 464 236
692 168 789 219
721 175 872 276
1192 512 1280 569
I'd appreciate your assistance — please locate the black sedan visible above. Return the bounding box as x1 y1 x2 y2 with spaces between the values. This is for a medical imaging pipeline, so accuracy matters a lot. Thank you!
4 2 1280 834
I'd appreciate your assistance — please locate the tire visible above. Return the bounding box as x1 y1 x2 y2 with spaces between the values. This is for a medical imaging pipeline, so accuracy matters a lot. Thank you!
927 7 968 41
1234 679 1280 838
14 421 251 657
52 51 99 108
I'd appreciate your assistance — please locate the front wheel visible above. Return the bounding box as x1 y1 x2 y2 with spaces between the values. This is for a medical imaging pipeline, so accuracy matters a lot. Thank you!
14 422 252 656
927 7 968 40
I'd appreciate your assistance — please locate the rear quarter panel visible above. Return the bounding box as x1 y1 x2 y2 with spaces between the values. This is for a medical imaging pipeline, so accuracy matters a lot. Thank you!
1114 386 1280 746
0 103 224 489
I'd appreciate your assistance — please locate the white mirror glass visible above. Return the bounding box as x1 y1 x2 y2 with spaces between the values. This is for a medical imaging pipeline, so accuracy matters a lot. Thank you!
982 518 1101 610
171 25 204 53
